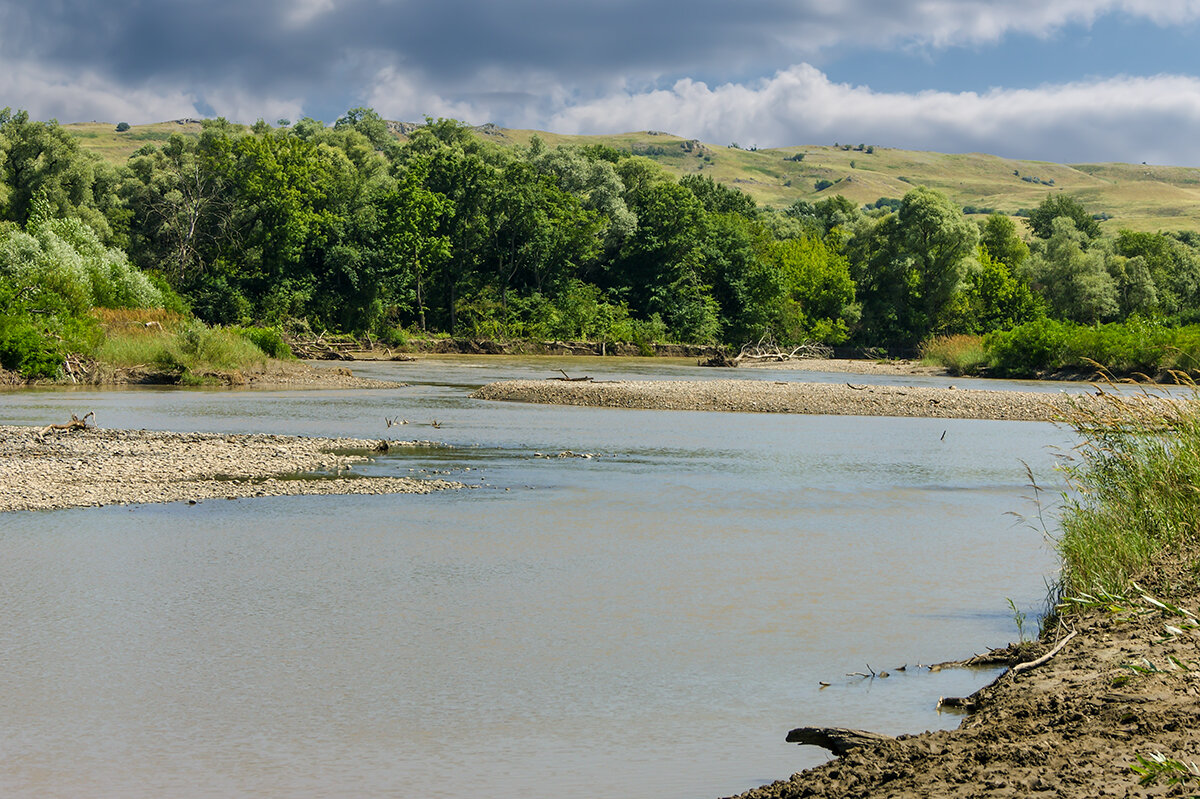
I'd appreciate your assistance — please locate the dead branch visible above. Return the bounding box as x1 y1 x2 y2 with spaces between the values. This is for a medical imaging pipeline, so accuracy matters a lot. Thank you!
39 412 95 436
725 334 834 366
549 369 593 382
1011 630 1077 675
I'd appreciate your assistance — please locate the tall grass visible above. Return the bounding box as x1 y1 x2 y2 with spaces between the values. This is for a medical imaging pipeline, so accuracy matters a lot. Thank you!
1054 383 1200 596
94 317 269 382
920 334 988 375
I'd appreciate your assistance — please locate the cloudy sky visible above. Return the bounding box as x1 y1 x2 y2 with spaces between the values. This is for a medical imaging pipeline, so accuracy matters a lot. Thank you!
4 0 1200 164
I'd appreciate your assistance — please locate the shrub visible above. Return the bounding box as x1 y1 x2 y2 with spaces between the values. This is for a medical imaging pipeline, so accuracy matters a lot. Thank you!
232 326 293 359
0 315 62 378
984 318 1070 377
115 122 131 132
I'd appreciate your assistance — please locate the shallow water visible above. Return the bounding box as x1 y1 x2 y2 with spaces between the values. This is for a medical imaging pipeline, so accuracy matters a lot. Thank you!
0 358 1081 798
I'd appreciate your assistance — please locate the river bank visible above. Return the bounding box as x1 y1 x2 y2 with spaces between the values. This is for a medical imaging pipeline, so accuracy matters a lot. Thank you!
472 378 1147 421
729 551 1200 798
0 358 396 390
0 425 461 512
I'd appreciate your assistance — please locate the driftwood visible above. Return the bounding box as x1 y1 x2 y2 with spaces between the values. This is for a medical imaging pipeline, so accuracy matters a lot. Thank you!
937 695 979 712
39 412 95 436
701 335 834 367
1011 630 1077 675
786 726 895 756
549 369 593 382
927 641 1039 671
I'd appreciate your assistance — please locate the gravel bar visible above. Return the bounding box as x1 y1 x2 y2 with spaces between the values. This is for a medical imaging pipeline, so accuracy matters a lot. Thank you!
473 379 1092 421
0 425 461 513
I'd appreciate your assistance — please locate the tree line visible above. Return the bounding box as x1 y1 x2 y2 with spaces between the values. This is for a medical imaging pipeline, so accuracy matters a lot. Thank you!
4 106 1200 376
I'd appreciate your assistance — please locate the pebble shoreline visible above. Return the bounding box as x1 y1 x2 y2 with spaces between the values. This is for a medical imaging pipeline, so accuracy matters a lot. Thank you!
472 379 1086 421
0 425 461 513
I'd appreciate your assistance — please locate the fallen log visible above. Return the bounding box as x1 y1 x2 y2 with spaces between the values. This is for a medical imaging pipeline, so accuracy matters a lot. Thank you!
785 726 895 756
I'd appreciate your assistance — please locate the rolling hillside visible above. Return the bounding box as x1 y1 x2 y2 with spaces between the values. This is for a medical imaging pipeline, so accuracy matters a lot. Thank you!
68 120 1200 234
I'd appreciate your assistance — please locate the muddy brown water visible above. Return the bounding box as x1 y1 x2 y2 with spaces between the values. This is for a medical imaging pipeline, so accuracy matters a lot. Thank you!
0 357 1092 798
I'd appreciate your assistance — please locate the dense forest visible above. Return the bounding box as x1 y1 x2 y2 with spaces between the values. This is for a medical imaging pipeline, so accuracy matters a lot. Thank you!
4 106 1200 379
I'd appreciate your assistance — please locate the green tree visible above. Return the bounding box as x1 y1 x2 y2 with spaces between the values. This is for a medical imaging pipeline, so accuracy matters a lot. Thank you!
614 181 718 341
770 234 858 343
379 160 452 331
847 187 976 346
0 108 123 243
959 247 1040 332
1028 217 1117 322
1027 194 1101 240
680 174 758 217
897 186 978 333
978 213 1029 269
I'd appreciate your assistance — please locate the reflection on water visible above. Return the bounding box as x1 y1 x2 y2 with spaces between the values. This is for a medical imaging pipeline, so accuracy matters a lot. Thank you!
0 358 1076 798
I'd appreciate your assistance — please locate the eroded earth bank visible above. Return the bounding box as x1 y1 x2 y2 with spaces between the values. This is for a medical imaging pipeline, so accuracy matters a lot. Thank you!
726 555 1200 799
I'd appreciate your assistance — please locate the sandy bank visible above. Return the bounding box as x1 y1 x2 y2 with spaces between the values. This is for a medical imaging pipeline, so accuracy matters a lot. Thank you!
0 425 460 512
728 555 1200 798
472 379 1087 421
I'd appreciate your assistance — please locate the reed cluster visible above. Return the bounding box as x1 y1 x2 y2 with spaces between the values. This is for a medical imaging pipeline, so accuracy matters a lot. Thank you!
1055 380 1200 596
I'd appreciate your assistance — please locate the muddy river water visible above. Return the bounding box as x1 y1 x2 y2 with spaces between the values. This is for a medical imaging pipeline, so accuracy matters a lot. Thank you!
0 357 1084 798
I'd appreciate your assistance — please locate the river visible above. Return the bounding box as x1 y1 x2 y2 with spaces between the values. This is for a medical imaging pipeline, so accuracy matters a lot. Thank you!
0 357 1080 798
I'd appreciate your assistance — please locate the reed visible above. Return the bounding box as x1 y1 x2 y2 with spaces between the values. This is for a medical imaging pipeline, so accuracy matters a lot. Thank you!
1055 379 1200 596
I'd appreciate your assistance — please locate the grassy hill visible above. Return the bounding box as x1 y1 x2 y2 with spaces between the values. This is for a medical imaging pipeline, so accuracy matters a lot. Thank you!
68 120 1200 234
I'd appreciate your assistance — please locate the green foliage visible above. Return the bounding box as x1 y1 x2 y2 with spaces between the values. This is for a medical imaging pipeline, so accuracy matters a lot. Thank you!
1027 218 1117 323
982 317 1071 376
1027 193 1101 239
0 109 123 243
13 109 1197 356
1131 752 1200 789
115 122 131 133
984 317 1200 377
849 186 977 346
0 314 62 377
959 248 1041 333
232 325 293 358
979 213 1029 268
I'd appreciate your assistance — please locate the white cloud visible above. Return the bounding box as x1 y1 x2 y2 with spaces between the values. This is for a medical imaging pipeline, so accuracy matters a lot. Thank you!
547 65 1200 164
0 59 199 124
827 0 1200 49
201 88 304 127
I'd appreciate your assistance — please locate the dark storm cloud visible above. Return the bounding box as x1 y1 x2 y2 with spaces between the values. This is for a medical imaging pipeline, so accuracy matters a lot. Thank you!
5 0 1200 163
1 0 1187 113
3 0 815 100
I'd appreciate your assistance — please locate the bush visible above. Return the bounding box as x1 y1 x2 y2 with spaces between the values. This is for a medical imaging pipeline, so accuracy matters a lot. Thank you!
0 315 61 378
232 326 293 359
984 318 1200 378
984 318 1071 377
115 122 131 132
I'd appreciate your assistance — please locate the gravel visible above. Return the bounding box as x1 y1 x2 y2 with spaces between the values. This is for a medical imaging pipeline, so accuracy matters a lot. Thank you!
0 425 461 512
471 379 1081 421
